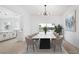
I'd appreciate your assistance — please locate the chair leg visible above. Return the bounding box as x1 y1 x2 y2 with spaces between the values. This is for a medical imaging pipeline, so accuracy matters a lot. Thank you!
27 45 28 51
33 44 35 52
54 45 55 53
34 43 39 52
60 45 62 52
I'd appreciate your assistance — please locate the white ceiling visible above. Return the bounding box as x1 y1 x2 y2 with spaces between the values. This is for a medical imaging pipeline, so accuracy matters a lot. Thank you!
22 5 72 16
0 5 72 16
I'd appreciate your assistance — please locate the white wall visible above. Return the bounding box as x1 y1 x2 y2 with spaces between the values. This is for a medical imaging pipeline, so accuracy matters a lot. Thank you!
0 17 20 31
30 16 64 33
0 6 21 31
64 6 79 48
0 6 31 41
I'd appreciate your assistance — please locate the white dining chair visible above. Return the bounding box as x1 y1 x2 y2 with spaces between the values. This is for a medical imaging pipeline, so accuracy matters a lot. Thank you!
25 37 33 51
32 38 40 51
53 36 64 52
25 36 39 52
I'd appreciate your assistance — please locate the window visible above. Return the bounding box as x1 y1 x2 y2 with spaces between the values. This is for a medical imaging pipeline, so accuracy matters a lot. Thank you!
38 23 55 32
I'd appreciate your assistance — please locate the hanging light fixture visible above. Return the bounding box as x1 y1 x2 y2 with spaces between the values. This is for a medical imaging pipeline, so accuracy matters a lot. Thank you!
43 5 48 16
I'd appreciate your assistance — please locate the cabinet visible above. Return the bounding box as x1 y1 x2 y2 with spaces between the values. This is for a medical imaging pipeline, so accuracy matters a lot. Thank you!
0 31 17 41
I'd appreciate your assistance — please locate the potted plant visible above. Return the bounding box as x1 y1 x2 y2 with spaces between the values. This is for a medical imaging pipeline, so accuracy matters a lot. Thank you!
54 24 62 35
43 26 48 35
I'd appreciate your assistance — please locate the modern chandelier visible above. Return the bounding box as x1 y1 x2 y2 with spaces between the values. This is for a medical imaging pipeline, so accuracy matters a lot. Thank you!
43 5 48 16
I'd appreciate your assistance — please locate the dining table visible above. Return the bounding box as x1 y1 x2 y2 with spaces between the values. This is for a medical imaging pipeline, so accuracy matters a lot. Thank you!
32 32 56 49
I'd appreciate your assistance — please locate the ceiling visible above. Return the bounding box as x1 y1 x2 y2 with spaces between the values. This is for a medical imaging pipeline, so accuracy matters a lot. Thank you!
0 5 72 16
22 5 72 16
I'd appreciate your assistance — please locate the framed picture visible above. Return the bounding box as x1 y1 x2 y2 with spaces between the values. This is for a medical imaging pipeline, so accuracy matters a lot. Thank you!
65 10 76 32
